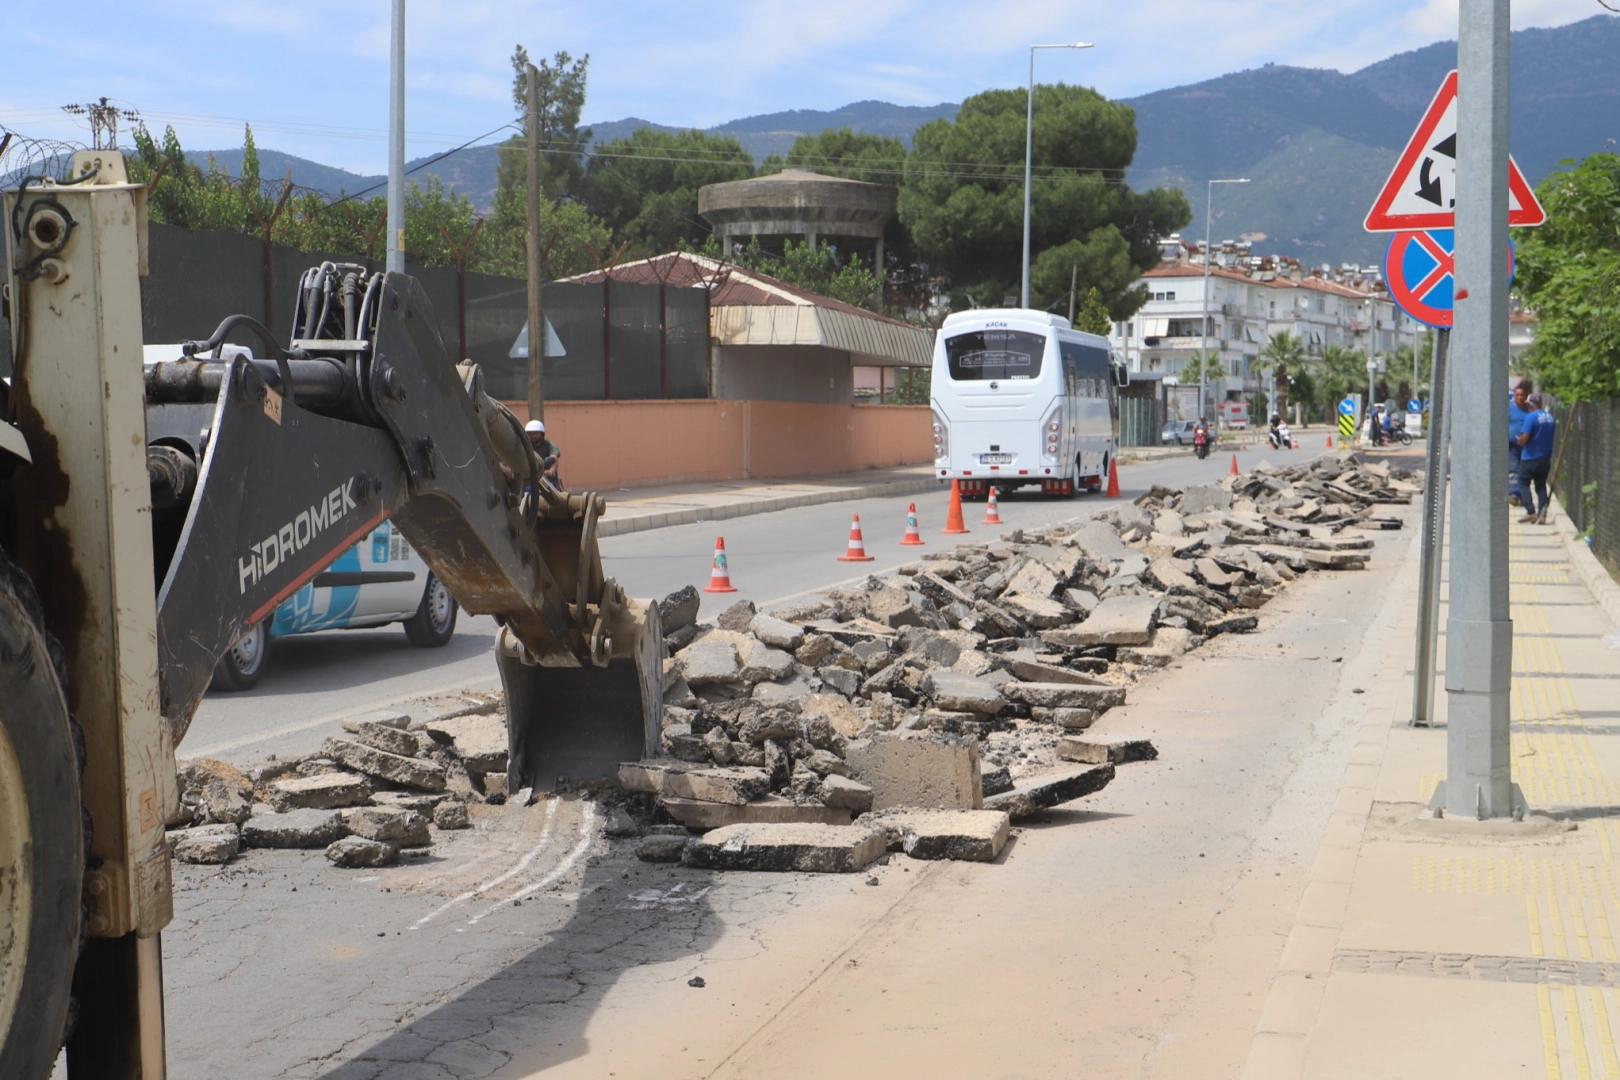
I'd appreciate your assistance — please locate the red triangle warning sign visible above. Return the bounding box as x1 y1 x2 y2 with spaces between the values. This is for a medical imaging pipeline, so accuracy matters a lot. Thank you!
1364 70 1546 232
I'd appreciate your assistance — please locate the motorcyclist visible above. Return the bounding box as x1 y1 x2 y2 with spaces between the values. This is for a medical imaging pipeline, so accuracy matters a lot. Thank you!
524 419 561 488
1192 418 1211 457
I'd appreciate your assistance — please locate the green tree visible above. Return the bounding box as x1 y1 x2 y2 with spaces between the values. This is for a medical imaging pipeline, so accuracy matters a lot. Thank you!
726 237 883 311
582 128 754 255
1289 369 1319 422
1515 152 1620 401
898 83 1189 316
493 46 591 208
1310 344 1370 416
785 128 907 184
1257 329 1305 417
1075 286 1112 334
127 123 609 281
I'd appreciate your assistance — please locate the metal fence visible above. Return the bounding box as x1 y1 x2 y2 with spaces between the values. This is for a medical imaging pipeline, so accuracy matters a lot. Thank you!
483 281 709 402
18 222 712 403
1118 397 1165 447
1553 398 1620 581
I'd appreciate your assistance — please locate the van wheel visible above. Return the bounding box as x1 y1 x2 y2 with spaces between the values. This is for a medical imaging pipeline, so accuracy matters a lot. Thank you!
210 621 269 692
0 549 83 1079
404 573 458 648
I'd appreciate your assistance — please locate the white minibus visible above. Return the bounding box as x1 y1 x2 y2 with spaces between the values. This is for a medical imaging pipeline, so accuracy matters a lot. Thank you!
930 309 1125 498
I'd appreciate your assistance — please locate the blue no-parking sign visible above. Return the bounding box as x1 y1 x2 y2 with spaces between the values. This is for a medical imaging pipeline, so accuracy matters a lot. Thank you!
1385 229 1515 329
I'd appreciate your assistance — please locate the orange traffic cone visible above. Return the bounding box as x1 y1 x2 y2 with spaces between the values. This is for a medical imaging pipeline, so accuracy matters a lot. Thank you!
1229 454 1240 477
942 480 971 534
1326 434 1334 448
900 503 926 545
1105 457 1122 498
982 487 1003 525
705 536 738 593
838 514 875 561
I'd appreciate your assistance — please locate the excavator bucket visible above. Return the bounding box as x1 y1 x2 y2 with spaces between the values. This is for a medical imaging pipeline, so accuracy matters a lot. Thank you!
498 598 664 792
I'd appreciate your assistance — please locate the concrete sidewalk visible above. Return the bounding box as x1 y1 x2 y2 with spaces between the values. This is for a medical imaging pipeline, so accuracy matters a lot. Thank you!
1243 497 1620 1079
595 465 938 538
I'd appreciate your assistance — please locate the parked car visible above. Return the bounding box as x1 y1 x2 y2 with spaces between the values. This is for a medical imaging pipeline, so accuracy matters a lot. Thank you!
1161 419 1199 446
211 519 459 691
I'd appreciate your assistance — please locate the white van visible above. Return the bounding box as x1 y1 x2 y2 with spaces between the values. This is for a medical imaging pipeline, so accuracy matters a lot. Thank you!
930 310 1124 497
208 520 459 691
140 345 458 692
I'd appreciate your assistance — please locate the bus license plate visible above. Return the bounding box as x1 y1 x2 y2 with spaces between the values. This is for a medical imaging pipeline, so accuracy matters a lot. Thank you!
979 453 1013 464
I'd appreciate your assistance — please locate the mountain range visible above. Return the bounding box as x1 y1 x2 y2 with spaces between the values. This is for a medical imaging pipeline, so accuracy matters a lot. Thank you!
197 14 1620 267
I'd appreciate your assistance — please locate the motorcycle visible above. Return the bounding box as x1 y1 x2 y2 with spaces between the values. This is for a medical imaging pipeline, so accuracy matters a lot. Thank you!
1192 428 1211 460
1387 417 1413 446
1268 422 1293 450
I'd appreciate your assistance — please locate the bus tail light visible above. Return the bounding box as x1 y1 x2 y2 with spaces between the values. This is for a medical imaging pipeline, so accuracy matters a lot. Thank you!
931 409 949 461
1041 406 1063 462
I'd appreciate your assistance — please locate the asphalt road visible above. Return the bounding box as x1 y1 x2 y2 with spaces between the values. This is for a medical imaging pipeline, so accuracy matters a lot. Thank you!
179 444 1325 767
143 469 1417 1080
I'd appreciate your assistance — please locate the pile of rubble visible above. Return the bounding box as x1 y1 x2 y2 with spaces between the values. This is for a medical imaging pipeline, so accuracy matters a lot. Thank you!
167 695 508 869
620 454 1417 873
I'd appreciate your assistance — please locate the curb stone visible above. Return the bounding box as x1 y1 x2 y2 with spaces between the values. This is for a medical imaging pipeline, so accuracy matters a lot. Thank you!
1548 496 1620 632
597 475 941 538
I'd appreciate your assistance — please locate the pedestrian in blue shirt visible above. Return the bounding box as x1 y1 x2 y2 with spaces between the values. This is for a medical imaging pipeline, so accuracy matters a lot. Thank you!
1507 382 1531 505
1516 393 1556 524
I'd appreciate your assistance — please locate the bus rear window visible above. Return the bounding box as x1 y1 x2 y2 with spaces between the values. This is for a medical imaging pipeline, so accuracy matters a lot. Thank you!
943 330 1045 381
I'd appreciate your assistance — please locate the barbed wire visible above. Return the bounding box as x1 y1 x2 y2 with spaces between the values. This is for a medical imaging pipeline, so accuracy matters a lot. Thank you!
0 126 86 186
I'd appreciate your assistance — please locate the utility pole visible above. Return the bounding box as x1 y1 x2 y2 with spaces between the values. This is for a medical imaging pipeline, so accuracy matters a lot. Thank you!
1067 263 1077 324
385 0 406 274
525 63 545 423
1438 0 1518 819
1200 178 1249 422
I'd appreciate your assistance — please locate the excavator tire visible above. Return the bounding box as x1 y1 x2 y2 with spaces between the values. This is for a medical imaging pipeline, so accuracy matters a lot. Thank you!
0 549 84 1080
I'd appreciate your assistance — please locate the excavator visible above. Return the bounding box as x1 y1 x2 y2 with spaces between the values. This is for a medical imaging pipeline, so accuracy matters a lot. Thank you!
0 151 663 1077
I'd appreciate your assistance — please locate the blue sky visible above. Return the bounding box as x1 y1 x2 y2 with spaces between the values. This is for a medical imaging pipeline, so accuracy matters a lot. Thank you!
0 0 1602 175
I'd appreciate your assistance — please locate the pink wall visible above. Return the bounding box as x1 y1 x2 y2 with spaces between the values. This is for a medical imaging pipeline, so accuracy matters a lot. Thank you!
506 400 930 490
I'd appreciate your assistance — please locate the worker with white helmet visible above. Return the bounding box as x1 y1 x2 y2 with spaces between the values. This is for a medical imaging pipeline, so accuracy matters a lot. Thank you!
524 419 562 489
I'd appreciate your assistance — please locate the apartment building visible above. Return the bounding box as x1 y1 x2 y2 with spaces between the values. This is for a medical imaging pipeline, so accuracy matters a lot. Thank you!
1110 237 1425 413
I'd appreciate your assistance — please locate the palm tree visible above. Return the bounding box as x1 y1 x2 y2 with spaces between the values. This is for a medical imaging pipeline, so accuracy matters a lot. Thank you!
1258 330 1305 420
1313 344 1370 418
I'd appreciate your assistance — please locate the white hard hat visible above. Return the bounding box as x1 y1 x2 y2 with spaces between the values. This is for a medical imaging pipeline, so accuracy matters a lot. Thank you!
525 419 545 434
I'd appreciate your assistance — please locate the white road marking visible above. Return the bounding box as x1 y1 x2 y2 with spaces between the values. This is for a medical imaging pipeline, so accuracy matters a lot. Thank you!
410 800 559 929
625 882 712 911
466 803 598 924
182 674 501 758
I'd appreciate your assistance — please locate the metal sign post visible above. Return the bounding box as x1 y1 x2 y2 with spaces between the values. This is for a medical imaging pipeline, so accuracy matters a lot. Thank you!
1412 328 1451 727
1366 10 1545 816
1438 0 1519 819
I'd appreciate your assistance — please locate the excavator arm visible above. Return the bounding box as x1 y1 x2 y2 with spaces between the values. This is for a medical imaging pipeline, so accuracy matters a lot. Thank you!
145 265 661 789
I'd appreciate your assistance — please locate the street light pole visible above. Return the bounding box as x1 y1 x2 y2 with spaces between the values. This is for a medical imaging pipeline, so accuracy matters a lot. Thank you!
1021 41 1092 309
1199 177 1249 422
385 0 406 274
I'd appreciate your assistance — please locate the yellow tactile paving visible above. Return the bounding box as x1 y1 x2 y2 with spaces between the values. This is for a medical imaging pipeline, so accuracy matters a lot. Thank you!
1403 531 1618 1078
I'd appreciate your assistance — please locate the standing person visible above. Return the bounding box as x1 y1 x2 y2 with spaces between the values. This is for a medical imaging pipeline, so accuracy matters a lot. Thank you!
524 419 562 489
1516 393 1556 524
1507 381 1531 506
